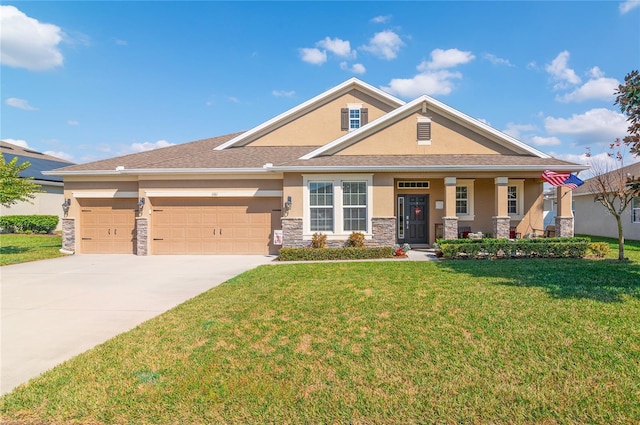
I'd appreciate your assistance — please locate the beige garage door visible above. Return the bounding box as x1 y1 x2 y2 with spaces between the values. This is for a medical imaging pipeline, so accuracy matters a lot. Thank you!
80 199 137 254
151 198 281 255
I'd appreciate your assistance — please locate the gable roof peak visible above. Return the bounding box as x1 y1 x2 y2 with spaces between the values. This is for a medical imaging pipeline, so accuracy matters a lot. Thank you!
214 78 405 151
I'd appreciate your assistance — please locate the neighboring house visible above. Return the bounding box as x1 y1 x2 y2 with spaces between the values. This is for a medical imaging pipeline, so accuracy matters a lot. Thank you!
572 162 640 241
48 78 586 255
1 141 75 229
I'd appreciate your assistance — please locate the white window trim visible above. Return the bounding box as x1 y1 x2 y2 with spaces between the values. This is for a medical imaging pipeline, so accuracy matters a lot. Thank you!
347 103 363 132
303 174 373 239
632 197 640 224
456 179 475 221
507 179 525 221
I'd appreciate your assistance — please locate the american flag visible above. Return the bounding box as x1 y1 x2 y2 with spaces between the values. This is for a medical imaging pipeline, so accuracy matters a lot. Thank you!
542 170 584 190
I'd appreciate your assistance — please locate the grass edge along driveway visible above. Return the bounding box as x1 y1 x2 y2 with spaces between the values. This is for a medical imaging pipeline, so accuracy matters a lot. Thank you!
1 255 639 424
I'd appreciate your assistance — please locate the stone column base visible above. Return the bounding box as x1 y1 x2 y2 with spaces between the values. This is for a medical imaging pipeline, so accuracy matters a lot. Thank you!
443 216 459 239
555 216 574 237
282 217 305 248
493 216 511 239
370 217 396 247
136 217 148 255
61 217 75 254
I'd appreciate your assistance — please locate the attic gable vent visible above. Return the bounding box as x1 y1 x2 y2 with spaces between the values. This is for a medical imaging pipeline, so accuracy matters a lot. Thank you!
417 116 432 145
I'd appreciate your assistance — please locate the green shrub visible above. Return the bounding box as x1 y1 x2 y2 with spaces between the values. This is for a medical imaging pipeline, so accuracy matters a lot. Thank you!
346 232 365 247
0 215 59 234
311 232 327 248
588 242 610 258
278 247 394 261
438 237 590 260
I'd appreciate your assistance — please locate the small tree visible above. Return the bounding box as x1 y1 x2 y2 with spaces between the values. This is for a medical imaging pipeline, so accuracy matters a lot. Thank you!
585 142 640 261
0 153 42 208
615 70 640 155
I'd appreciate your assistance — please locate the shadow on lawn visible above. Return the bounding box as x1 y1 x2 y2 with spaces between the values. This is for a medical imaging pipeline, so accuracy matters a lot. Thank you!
436 258 640 303
0 246 31 255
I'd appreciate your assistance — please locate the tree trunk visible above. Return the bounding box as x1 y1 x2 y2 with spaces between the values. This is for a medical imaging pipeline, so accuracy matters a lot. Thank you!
616 214 625 261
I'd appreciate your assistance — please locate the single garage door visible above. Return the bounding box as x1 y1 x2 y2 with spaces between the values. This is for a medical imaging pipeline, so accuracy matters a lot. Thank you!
151 197 281 255
79 199 137 254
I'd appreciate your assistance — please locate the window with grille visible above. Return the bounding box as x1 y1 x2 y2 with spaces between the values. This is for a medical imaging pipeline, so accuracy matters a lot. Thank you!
343 182 367 232
508 186 518 214
309 182 334 232
456 186 468 215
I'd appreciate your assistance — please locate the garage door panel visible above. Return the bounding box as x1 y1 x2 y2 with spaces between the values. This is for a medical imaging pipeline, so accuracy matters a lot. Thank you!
80 199 136 254
151 197 280 255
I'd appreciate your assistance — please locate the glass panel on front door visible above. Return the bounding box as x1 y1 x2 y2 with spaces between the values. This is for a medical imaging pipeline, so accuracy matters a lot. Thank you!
398 195 428 244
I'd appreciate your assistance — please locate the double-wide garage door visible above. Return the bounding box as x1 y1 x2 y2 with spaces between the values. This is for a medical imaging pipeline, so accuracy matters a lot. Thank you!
151 197 281 255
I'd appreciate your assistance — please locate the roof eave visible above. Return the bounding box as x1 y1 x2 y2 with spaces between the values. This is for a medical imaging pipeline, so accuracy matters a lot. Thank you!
271 164 589 173
45 167 281 177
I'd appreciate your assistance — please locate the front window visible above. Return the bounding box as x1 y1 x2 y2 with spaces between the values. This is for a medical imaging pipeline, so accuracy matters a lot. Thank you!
309 182 333 232
456 186 468 215
349 108 361 130
343 182 367 232
633 197 640 223
508 186 518 215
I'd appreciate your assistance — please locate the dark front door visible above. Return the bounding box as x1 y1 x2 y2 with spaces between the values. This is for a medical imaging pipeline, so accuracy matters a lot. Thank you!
399 195 428 244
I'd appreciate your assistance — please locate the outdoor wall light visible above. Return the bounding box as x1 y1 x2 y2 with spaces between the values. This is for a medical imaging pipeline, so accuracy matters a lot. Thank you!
61 198 71 217
137 197 146 210
284 196 292 212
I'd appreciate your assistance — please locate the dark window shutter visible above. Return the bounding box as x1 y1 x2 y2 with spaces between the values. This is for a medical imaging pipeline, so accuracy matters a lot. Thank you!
361 108 368 125
417 122 431 140
341 108 349 131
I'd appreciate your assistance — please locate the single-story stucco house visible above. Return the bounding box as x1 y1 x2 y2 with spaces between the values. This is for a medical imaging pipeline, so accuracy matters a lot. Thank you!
1 141 75 229
572 161 640 241
47 78 587 255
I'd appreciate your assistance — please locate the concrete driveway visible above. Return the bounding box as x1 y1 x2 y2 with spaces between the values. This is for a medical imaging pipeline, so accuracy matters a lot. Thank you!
0 254 274 396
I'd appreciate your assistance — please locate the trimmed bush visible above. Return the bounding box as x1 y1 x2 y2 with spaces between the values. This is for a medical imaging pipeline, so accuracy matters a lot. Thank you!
437 237 590 260
0 215 59 234
311 232 327 248
346 232 365 247
588 242 610 258
278 247 394 261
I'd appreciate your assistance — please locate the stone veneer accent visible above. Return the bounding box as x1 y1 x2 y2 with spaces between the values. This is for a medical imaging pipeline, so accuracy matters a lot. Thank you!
555 216 574 237
282 216 397 248
443 216 459 239
136 217 148 256
493 216 511 239
61 218 75 254
369 217 396 247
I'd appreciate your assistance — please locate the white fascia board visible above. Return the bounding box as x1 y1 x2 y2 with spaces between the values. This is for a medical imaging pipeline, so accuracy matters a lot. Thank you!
272 164 589 173
214 78 405 151
301 94 553 160
144 190 283 198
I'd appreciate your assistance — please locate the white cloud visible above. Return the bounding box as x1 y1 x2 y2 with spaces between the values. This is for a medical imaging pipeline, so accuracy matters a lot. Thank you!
545 51 581 89
528 136 562 146
361 30 404 60
299 47 327 65
340 62 366 74
5 97 37 111
317 37 354 58
381 48 474 98
419 48 475 70
67 120 79 126
619 0 640 14
44 150 74 161
125 140 174 154
0 5 64 71
370 15 392 24
115 39 128 46
272 89 295 97
556 76 619 103
228 96 240 104
381 70 463 97
484 53 514 67
502 123 536 139
2 138 29 148
544 108 628 145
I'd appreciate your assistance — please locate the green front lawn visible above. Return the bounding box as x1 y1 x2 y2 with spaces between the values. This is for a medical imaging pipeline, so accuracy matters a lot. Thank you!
0 233 64 266
1 257 639 423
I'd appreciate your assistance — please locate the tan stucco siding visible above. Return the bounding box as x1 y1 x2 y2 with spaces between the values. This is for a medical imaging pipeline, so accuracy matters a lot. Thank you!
139 179 283 191
336 110 518 156
283 173 304 217
247 89 394 147
517 180 544 235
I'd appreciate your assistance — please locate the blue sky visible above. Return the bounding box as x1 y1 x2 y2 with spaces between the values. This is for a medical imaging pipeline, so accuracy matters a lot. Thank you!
1 1 639 168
